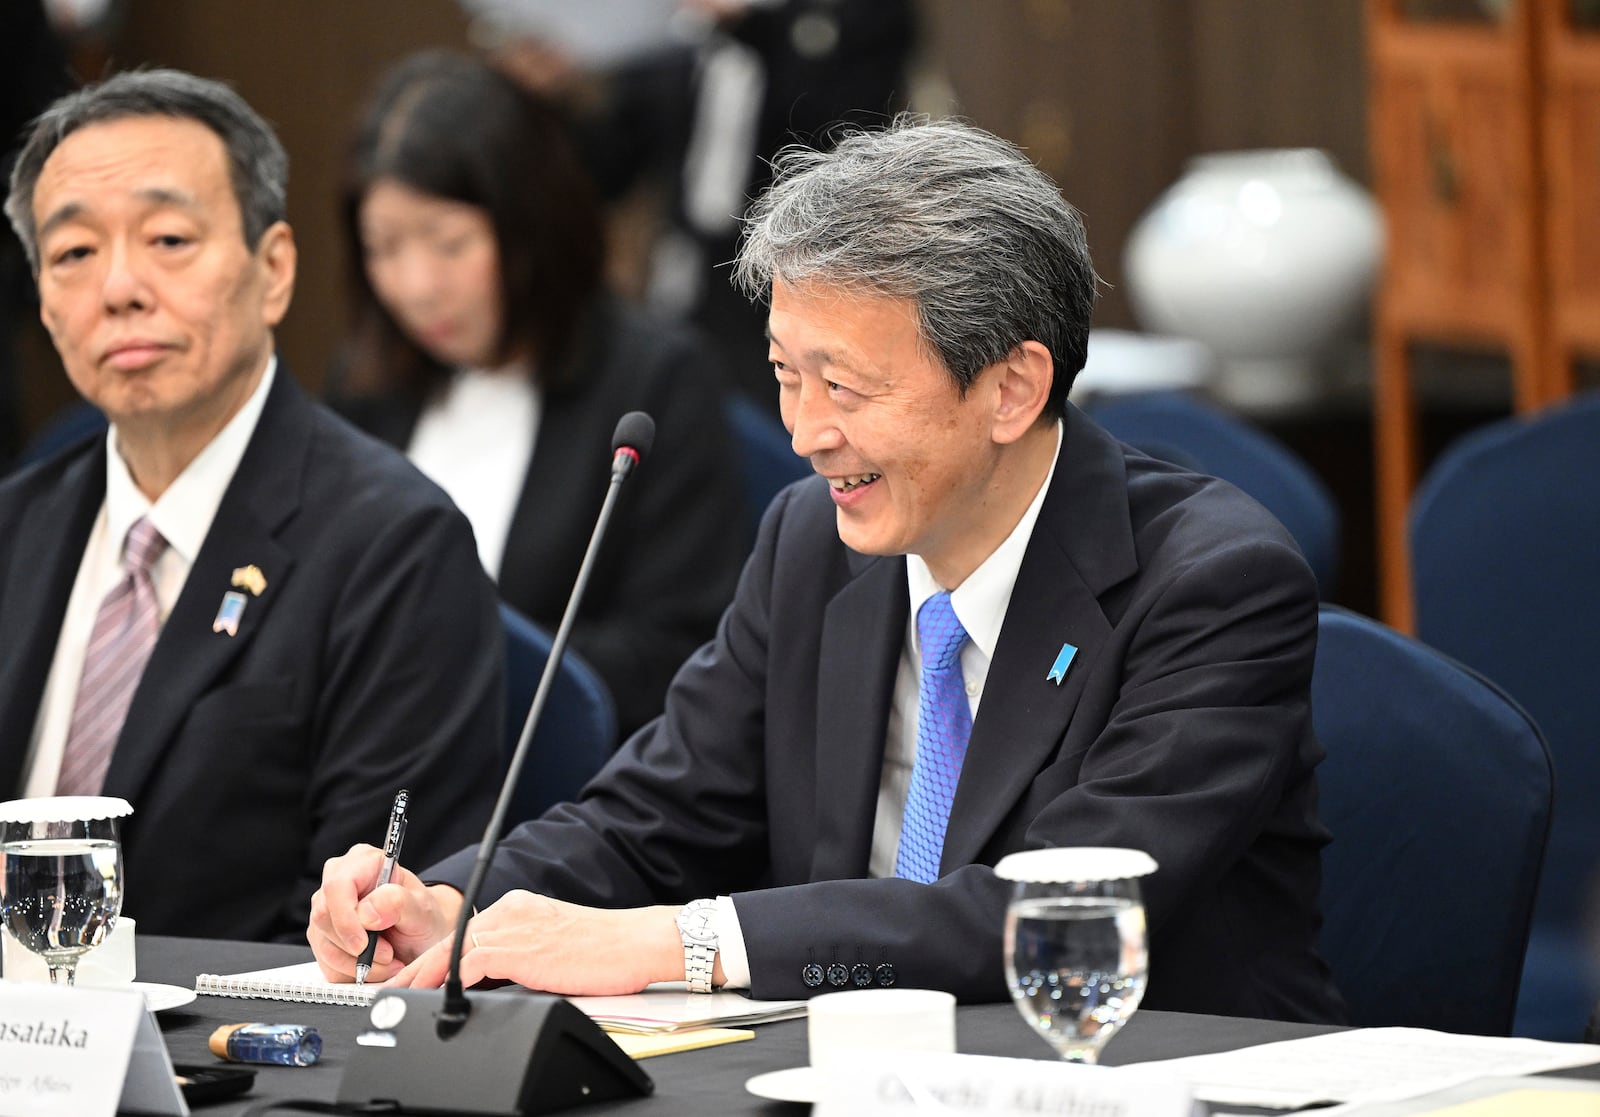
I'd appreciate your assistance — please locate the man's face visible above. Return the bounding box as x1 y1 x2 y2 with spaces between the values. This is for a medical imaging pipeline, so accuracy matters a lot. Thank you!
769 278 1011 586
31 114 295 439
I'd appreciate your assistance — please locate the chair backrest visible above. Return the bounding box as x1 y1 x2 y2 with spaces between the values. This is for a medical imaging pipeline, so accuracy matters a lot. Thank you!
1312 605 1552 1036
724 395 810 540
15 401 107 471
1086 391 1340 598
1410 391 1600 1038
499 603 618 827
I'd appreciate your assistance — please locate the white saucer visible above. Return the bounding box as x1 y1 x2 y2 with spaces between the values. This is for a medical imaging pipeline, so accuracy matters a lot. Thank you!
130 982 197 1012
745 1066 818 1104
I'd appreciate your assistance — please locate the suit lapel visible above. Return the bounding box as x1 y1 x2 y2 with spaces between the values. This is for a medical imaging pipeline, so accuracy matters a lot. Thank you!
103 372 307 804
0 447 106 794
941 408 1140 870
810 552 907 879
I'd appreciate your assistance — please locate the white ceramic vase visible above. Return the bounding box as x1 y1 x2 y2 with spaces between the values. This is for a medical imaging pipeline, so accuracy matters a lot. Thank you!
1123 148 1383 409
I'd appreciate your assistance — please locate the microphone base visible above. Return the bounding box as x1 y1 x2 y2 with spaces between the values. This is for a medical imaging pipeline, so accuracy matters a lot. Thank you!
337 987 653 1115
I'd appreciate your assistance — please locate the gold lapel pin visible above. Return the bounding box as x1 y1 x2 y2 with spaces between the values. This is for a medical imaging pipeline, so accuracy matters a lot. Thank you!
231 564 267 597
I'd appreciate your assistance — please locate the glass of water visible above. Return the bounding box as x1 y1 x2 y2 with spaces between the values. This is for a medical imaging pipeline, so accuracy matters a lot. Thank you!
0 797 131 986
997 847 1158 1064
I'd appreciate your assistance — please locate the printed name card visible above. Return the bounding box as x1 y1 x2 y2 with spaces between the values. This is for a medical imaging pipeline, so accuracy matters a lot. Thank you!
815 1053 1192 1117
0 983 185 1117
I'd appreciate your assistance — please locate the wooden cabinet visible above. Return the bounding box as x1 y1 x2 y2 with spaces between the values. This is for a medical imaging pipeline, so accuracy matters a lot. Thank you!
1368 0 1593 630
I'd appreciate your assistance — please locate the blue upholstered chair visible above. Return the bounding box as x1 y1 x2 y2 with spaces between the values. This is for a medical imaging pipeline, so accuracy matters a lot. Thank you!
1410 391 1600 1039
1086 392 1340 598
499 603 618 828
724 395 810 541
1313 606 1552 1036
15 401 107 470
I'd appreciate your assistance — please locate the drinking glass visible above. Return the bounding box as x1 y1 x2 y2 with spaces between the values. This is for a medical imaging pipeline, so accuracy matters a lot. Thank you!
997 847 1158 1064
0 796 131 986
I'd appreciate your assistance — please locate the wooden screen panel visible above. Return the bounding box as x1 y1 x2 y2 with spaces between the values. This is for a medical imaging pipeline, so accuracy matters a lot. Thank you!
1370 28 1539 339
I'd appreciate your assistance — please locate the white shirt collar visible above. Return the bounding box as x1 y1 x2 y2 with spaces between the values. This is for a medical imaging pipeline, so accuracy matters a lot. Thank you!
906 421 1064 657
103 356 277 563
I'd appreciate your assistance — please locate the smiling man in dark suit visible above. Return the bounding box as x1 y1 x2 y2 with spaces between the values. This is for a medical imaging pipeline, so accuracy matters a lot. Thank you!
310 117 1346 1024
0 69 501 942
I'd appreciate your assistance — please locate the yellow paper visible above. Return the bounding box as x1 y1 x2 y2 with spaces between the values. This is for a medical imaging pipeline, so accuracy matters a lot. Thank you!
1418 1090 1600 1117
605 1027 755 1059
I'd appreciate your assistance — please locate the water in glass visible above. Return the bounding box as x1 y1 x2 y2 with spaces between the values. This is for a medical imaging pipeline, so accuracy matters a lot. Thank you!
0 825 123 985
1005 889 1148 1062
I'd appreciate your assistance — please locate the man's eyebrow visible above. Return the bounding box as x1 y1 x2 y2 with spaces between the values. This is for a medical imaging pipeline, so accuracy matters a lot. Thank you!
36 186 202 244
767 327 855 372
36 201 89 244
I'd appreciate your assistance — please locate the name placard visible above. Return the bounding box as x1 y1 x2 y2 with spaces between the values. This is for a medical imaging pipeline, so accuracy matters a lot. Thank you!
815 1052 1192 1117
0 982 184 1117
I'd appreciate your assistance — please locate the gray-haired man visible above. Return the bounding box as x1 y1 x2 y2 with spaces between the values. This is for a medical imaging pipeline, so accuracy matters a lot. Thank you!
311 117 1346 1024
0 69 501 941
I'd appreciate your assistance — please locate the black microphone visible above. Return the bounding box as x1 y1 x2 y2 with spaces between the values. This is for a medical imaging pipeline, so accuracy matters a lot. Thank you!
338 411 657 1116
610 409 654 482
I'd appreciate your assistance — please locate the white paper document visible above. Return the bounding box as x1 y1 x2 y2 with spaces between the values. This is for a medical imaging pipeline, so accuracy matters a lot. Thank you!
1122 1027 1600 1110
565 983 805 1033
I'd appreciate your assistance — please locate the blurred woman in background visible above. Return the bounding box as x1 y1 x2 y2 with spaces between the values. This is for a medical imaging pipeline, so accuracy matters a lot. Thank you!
330 50 746 736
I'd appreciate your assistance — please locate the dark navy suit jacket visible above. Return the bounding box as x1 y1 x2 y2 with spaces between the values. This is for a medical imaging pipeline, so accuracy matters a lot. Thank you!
430 405 1346 1022
0 371 502 941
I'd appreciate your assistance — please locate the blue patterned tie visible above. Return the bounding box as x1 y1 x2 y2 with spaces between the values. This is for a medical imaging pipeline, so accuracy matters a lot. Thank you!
895 591 972 883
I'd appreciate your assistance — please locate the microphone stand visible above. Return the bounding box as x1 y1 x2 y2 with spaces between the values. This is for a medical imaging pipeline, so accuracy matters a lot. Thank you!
338 415 656 1116
439 440 639 1032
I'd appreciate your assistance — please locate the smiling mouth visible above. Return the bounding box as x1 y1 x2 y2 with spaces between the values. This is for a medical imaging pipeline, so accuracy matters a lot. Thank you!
830 473 881 493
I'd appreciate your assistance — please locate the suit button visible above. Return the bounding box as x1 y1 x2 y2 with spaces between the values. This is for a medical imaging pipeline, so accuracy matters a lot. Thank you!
850 964 873 987
875 963 896 987
825 963 850 987
801 963 824 988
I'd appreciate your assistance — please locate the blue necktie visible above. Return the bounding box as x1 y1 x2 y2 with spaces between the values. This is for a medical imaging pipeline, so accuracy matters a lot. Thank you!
895 591 972 883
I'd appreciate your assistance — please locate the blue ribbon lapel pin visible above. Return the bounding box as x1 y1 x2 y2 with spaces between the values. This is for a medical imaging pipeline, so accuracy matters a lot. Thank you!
213 591 248 636
1047 642 1078 686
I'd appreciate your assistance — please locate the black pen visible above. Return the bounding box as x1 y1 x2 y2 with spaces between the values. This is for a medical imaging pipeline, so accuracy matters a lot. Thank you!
355 789 408 986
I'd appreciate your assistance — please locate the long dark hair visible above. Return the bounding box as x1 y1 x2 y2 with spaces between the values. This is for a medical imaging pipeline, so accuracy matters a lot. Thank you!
339 50 604 400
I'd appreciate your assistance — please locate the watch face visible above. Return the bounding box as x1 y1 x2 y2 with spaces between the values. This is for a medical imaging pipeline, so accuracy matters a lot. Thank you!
677 902 718 945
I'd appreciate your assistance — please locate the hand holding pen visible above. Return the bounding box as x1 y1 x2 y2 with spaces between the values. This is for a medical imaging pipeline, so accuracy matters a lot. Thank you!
355 789 409 986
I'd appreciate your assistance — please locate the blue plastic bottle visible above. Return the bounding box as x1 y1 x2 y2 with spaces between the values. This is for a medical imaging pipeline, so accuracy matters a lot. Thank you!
208 1023 322 1066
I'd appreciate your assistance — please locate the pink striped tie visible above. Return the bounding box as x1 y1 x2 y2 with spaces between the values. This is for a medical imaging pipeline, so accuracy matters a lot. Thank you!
58 517 168 796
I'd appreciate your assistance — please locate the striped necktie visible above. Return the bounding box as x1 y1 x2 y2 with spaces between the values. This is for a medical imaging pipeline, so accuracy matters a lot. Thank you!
58 516 168 796
895 591 973 883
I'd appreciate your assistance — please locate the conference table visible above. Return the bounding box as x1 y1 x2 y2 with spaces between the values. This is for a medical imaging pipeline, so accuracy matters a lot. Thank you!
137 936 1591 1115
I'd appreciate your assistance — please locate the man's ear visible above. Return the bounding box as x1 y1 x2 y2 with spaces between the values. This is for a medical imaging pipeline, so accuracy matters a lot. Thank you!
990 340 1053 445
256 220 297 328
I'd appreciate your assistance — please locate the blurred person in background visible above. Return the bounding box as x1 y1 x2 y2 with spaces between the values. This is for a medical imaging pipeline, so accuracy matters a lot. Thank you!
328 50 746 737
461 0 918 415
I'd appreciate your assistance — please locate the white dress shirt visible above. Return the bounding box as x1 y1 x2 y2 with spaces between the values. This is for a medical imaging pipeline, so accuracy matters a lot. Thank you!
406 364 540 582
22 359 277 797
714 422 1064 987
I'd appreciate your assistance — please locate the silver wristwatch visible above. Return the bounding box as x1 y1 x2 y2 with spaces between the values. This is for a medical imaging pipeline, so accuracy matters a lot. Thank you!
676 898 719 993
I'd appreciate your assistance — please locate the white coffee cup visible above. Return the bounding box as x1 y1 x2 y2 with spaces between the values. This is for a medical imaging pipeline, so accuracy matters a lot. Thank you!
807 987 957 1072
0 915 136 986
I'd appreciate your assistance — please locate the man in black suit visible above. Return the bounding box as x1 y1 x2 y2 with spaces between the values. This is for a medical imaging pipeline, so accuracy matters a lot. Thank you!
0 70 501 941
309 118 1346 1023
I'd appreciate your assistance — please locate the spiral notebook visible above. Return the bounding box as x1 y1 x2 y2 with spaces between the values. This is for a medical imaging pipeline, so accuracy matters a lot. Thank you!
195 961 378 1007
195 962 806 1032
